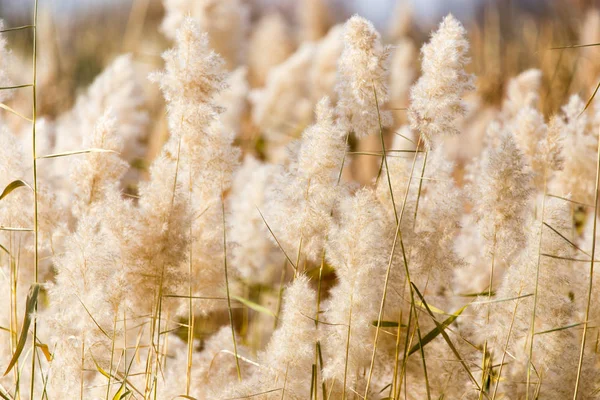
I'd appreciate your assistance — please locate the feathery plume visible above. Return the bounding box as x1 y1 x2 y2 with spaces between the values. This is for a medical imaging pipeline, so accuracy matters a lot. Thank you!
56 54 148 158
509 105 563 191
43 214 127 398
501 69 542 121
265 97 347 262
336 15 392 138
408 14 475 148
410 147 464 294
161 0 249 69
470 129 533 269
151 18 226 147
152 17 241 315
70 111 129 218
250 44 316 160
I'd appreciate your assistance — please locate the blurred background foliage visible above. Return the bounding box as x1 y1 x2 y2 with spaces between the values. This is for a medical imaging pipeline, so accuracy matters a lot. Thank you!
0 0 599 163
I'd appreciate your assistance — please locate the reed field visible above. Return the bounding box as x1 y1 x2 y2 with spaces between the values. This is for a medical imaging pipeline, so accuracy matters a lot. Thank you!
1 0 600 398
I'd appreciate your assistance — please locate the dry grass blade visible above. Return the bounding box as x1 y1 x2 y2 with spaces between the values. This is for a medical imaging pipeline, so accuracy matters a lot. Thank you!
111 382 131 400
542 222 589 257
549 42 600 50
0 226 33 232
0 180 33 201
580 78 600 117
540 253 595 262
471 293 533 305
316 341 326 399
371 320 406 328
535 322 585 335
91 353 111 379
0 102 32 121
162 294 227 300
216 350 260 368
0 84 33 90
230 294 276 318
412 150 428 226
546 194 593 208
36 148 119 159
75 294 111 340
256 206 297 271
3 283 40 376
223 387 283 399
35 342 52 362
458 291 497 298
491 286 523 400
0 385 12 400
310 364 317 400
349 150 419 156
413 307 432 400
222 194 242 382
342 288 355 400
0 25 34 33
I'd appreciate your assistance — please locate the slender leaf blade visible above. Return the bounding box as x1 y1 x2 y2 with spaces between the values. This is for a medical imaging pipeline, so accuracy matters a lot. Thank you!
0 180 32 201
407 300 466 356
3 283 40 376
37 148 118 160
230 294 276 318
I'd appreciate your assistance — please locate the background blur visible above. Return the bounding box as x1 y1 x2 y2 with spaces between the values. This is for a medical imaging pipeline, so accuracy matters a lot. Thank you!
0 0 597 145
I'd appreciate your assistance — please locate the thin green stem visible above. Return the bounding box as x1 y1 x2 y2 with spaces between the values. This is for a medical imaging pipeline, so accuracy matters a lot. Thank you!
412 151 428 229
30 1 39 398
186 164 195 396
222 190 242 381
